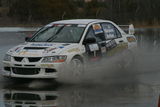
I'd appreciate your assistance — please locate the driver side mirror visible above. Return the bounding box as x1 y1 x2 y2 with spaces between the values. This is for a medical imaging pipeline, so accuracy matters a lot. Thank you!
25 36 31 42
83 37 96 45
25 33 33 42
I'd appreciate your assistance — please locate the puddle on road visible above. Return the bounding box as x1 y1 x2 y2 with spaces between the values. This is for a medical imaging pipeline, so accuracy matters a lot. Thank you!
0 28 160 106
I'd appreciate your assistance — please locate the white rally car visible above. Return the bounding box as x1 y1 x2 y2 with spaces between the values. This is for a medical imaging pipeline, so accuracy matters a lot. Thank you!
2 19 137 79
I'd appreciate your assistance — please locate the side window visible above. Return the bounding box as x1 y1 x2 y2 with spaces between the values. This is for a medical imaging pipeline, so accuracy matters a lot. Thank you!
101 23 121 40
85 27 95 40
85 24 105 42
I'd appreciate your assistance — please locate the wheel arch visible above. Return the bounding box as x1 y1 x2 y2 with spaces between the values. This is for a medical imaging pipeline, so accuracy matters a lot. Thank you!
72 54 84 63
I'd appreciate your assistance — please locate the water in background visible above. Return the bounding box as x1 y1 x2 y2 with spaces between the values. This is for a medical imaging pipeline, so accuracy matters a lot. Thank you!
136 28 160 50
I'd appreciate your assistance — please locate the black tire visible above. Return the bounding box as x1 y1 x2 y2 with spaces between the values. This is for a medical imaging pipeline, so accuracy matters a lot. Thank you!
70 57 84 82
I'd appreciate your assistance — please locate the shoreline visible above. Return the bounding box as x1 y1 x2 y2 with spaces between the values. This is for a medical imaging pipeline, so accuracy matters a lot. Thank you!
0 25 160 29
0 22 160 28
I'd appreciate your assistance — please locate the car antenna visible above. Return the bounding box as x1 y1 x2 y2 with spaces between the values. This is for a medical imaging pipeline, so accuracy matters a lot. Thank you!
62 11 66 20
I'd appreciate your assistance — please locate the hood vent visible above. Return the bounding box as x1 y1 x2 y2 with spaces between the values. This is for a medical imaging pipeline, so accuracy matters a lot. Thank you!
24 47 47 50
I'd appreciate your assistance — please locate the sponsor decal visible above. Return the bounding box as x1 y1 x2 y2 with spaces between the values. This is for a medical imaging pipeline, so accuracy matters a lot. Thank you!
18 51 39 56
45 48 57 53
30 43 53 47
67 48 80 53
25 50 39 52
92 24 103 34
59 46 64 49
18 51 27 55
104 29 116 39
106 40 117 51
104 29 114 33
78 24 86 27
89 44 99 52
15 47 21 53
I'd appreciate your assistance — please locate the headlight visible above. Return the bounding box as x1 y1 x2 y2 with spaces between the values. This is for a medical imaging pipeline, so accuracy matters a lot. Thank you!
42 56 67 63
3 54 11 61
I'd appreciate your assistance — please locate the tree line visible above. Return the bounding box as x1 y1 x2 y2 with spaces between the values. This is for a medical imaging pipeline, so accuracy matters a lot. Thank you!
1 0 160 25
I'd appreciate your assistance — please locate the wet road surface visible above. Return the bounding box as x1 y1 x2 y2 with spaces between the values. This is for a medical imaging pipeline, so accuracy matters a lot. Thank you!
0 29 160 107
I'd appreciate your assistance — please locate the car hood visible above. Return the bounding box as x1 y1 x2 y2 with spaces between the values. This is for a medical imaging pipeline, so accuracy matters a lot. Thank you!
7 42 79 57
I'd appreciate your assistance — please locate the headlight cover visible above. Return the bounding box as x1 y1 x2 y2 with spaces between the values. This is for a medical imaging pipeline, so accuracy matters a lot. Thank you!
3 54 11 61
42 55 67 63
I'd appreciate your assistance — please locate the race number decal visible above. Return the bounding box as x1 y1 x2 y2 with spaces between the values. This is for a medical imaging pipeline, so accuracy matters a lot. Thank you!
89 44 99 52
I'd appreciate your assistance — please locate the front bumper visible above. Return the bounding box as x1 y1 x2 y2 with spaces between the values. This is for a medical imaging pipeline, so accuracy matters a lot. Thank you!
2 61 66 79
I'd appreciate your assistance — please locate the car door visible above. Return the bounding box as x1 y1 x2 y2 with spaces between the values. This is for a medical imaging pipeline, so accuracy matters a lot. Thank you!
101 22 128 56
83 23 106 61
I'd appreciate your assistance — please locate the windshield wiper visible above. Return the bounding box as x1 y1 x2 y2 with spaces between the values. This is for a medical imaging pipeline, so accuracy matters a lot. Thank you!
46 26 64 42
47 35 58 42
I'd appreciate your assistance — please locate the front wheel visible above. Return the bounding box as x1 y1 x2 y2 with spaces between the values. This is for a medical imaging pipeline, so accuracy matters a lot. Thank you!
70 57 84 82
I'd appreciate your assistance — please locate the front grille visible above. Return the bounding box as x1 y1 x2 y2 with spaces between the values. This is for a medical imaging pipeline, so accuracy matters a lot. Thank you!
14 57 41 62
28 57 41 62
12 67 40 75
14 57 23 62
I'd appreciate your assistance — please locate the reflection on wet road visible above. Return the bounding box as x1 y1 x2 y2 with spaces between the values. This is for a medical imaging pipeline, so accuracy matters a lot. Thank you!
0 28 160 107
0 79 159 107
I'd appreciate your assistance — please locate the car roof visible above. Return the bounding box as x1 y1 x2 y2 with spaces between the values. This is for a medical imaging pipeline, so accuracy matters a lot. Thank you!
48 19 111 25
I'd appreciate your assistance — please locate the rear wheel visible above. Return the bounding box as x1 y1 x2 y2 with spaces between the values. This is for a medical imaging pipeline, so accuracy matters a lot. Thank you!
118 50 135 70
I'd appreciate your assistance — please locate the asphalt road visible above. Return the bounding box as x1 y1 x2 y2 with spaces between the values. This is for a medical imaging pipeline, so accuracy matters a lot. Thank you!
0 31 160 107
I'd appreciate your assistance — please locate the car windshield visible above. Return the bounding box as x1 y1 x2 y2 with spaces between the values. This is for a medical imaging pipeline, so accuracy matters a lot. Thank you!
29 24 85 43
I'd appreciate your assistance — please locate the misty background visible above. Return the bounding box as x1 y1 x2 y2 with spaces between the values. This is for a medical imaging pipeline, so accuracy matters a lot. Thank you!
0 0 159 26
0 1 160 107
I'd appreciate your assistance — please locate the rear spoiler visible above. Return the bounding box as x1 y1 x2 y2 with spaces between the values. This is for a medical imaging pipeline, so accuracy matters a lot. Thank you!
118 24 135 35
